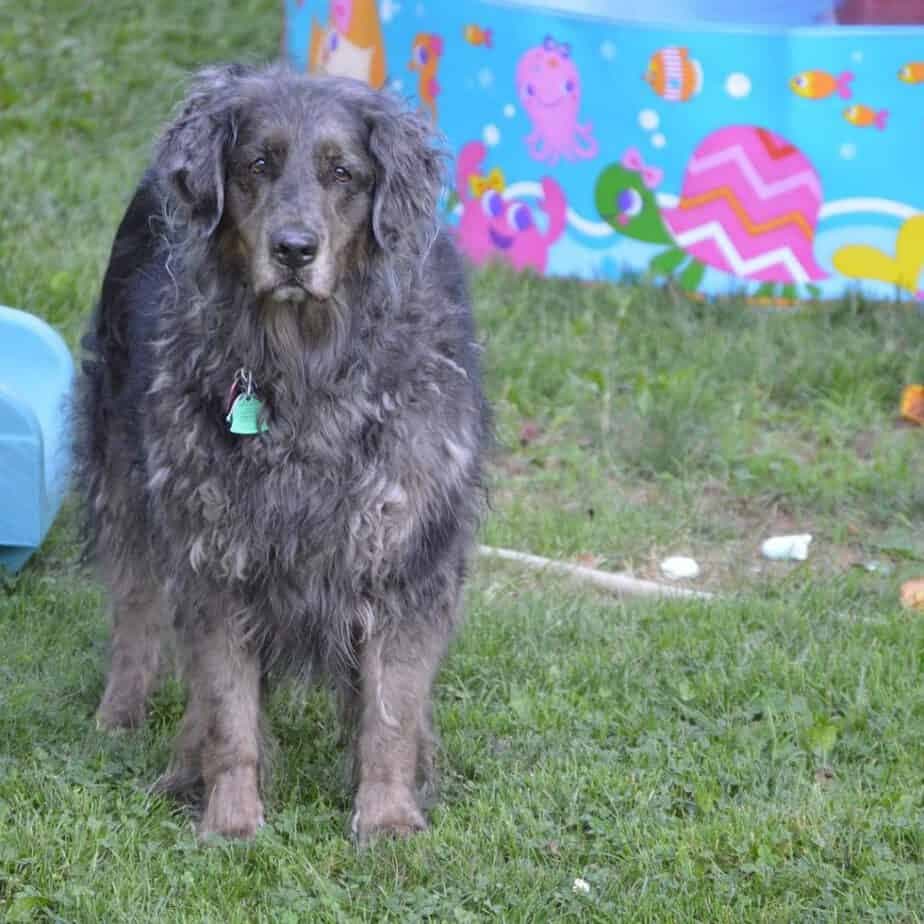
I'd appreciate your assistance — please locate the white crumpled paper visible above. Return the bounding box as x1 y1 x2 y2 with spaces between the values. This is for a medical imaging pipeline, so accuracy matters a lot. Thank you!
660 556 702 580
761 534 812 561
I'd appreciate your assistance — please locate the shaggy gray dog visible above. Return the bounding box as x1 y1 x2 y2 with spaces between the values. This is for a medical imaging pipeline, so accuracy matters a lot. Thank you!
75 64 488 843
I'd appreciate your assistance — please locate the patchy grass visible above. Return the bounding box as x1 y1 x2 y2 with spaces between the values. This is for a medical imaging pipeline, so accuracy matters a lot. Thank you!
477 269 924 589
2 0 924 921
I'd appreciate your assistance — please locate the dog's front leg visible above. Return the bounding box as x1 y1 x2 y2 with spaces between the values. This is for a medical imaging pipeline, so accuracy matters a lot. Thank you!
96 576 166 730
178 606 264 840
351 618 449 845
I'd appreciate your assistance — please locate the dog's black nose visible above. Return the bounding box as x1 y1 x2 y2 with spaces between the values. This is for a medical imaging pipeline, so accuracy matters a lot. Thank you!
271 228 319 269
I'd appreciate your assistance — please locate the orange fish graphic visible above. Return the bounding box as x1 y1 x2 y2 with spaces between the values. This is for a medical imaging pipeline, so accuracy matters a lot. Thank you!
790 70 853 100
644 47 702 103
844 104 889 130
464 24 493 48
899 62 924 83
409 33 443 122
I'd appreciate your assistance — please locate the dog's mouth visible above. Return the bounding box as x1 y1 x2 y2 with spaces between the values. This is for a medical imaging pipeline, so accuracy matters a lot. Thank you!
258 273 334 305
251 245 338 306
268 278 310 302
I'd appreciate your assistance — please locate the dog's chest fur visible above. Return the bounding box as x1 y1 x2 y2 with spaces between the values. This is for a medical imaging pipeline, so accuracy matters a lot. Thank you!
143 309 475 606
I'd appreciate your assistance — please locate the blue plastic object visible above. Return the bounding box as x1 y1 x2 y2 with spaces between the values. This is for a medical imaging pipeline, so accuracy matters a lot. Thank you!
0 305 74 573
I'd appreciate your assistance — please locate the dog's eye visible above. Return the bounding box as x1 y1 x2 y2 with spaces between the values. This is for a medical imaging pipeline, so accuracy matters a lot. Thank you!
333 165 352 183
250 157 268 176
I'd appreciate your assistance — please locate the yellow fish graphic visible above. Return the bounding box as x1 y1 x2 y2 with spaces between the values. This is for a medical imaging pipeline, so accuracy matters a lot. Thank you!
844 104 889 130
832 214 924 298
464 25 493 48
790 70 853 100
899 62 924 83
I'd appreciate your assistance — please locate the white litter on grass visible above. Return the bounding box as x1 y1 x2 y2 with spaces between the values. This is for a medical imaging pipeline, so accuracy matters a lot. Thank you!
660 556 701 580
761 534 812 561
572 877 591 895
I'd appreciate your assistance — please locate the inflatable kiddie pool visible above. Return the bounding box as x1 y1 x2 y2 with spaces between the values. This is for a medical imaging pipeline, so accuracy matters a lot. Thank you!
284 1 924 302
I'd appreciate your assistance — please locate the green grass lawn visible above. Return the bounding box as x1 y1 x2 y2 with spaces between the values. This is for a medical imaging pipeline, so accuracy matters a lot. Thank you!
2 1 924 921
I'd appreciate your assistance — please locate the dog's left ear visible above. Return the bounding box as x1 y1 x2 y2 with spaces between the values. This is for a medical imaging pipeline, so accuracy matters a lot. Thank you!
155 64 250 236
365 93 446 266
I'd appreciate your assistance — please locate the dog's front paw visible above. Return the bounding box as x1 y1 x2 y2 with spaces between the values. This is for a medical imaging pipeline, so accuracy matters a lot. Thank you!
95 693 146 731
351 781 427 846
199 765 264 841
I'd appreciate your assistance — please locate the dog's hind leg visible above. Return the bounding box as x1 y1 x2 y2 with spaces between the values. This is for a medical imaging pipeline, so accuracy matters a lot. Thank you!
350 607 454 845
171 608 265 840
96 570 166 730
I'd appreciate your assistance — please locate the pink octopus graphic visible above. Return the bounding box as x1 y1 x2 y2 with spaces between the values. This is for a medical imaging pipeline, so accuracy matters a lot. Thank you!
454 141 567 273
516 36 598 165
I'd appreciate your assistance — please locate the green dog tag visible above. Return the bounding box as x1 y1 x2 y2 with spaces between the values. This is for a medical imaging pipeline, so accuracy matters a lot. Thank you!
227 394 268 435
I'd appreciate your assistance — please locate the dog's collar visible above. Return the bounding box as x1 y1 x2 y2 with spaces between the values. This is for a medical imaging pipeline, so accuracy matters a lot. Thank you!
225 368 269 436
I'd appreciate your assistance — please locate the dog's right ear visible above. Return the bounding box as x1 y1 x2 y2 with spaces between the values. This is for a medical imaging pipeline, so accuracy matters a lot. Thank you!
155 64 250 236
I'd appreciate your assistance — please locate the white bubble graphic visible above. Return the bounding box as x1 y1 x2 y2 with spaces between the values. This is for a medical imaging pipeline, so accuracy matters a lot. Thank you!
600 40 617 61
652 133 666 149
380 0 401 24
726 72 752 99
478 67 494 89
483 124 501 147
638 109 659 132
840 142 857 160
503 103 516 118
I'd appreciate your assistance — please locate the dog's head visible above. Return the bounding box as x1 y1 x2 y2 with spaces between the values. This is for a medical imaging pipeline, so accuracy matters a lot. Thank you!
156 64 444 306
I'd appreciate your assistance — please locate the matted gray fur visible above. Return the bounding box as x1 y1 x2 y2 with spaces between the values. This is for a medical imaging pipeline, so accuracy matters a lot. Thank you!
74 63 488 843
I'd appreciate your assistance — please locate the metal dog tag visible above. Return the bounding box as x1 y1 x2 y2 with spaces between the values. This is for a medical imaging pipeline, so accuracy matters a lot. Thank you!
227 394 268 435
